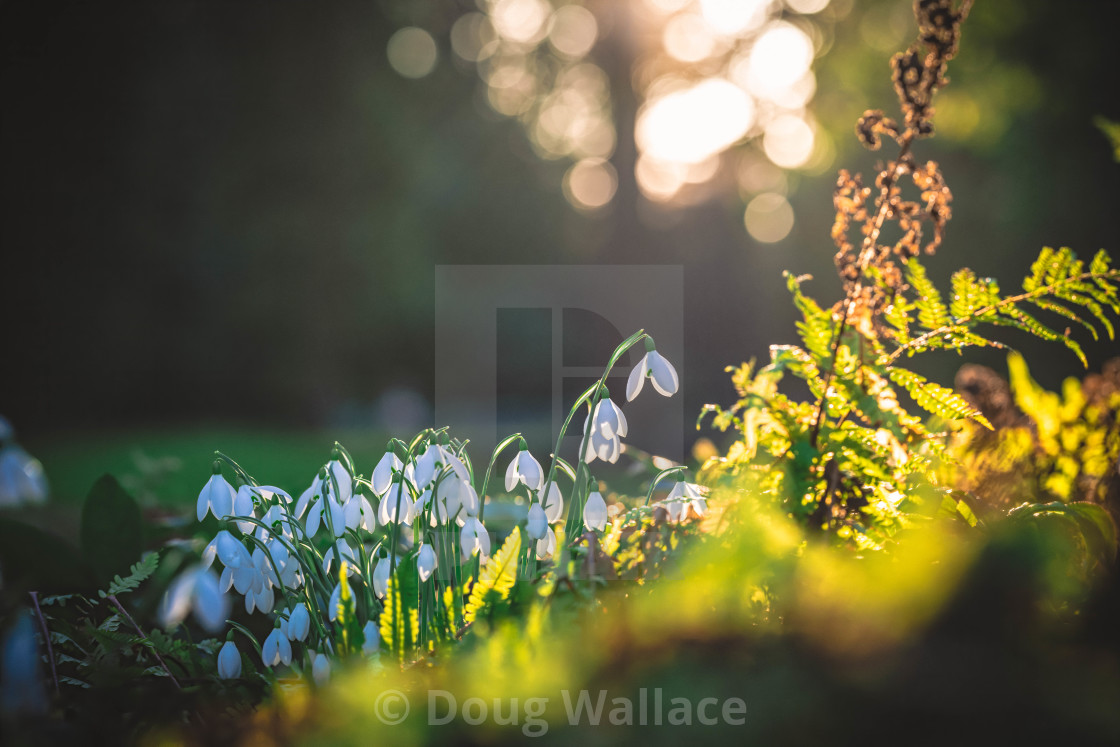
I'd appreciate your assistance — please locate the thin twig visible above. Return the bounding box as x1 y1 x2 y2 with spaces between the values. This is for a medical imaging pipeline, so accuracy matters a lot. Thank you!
107 594 181 689
29 591 60 695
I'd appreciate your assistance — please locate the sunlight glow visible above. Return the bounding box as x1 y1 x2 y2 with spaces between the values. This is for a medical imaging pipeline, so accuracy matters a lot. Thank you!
740 22 815 100
636 78 755 165
784 0 831 13
663 14 719 62
490 0 552 45
451 13 498 62
699 0 771 36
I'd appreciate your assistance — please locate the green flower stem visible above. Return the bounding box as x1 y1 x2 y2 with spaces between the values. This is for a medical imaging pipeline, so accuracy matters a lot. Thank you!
644 466 688 506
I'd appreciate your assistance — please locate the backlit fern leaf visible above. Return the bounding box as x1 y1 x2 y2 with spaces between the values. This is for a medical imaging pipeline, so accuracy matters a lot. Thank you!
906 259 951 331
949 269 999 321
888 368 993 430
785 272 834 360
464 528 521 624
995 305 1087 366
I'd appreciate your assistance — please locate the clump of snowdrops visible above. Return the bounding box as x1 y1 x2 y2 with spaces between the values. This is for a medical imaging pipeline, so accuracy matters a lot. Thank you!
161 331 705 680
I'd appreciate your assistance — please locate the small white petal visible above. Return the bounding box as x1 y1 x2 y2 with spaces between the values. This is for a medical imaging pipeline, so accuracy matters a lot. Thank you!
526 503 547 540
583 491 608 532
645 350 679 396
217 640 241 679
541 482 564 523
504 455 518 492
626 353 647 401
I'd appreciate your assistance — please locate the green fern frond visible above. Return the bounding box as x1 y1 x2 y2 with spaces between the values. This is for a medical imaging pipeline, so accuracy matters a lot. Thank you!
98 553 160 599
785 272 835 360
905 260 952 331
464 528 521 625
995 306 1087 366
888 368 993 430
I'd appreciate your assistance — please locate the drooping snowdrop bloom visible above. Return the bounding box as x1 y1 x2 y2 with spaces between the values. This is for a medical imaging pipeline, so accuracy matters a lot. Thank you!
378 477 414 526
261 627 293 667
343 490 377 532
286 603 310 642
581 395 627 465
258 503 297 542
312 652 331 685
294 472 324 520
583 491 608 532
584 425 622 465
371 447 402 495
0 443 48 507
322 539 360 576
458 482 480 521
430 474 465 525
159 565 229 633
416 543 438 582
505 444 544 493
201 529 251 571
327 457 353 505
372 552 393 599
460 517 491 561
535 526 556 560
196 466 235 523
541 481 564 523
231 485 259 534
526 503 548 541
362 621 379 656
305 487 346 538
217 640 242 679
661 480 708 523
626 346 679 401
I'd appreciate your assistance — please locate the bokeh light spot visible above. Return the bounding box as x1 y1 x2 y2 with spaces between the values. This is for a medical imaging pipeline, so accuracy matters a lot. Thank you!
637 78 755 164
699 0 771 36
744 192 794 243
564 158 618 210
763 114 815 168
549 5 598 59
387 27 439 79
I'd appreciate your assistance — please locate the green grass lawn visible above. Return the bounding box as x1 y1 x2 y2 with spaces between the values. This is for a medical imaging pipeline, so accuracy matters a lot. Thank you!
23 425 391 508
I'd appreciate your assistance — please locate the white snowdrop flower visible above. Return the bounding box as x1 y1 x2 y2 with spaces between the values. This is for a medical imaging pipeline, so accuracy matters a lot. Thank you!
328 581 342 621
588 398 628 440
231 485 258 534
344 492 377 532
535 526 556 560
217 640 241 679
322 539 360 576
312 652 331 685
413 444 440 488
286 603 310 642
257 504 296 542
377 478 414 526
583 491 608 532
196 467 235 523
306 492 346 538
626 346 679 401
504 444 544 492
211 530 251 569
541 481 564 523
159 565 229 633
371 447 402 495
0 443 48 507
430 475 464 525
526 503 548 541
459 517 491 562
664 480 708 521
327 457 353 505
458 482 481 521
362 621 379 656
261 627 293 667
372 553 393 599
584 426 621 464
416 543 438 582
294 473 324 519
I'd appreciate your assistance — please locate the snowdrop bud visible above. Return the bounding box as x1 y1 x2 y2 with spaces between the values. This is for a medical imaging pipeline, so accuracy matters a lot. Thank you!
362 621 379 656
262 627 293 667
626 344 679 401
287 604 311 642
417 543 437 582
526 503 548 540
312 652 331 685
217 640 241 679
583 491 608 532
196 466 235 523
